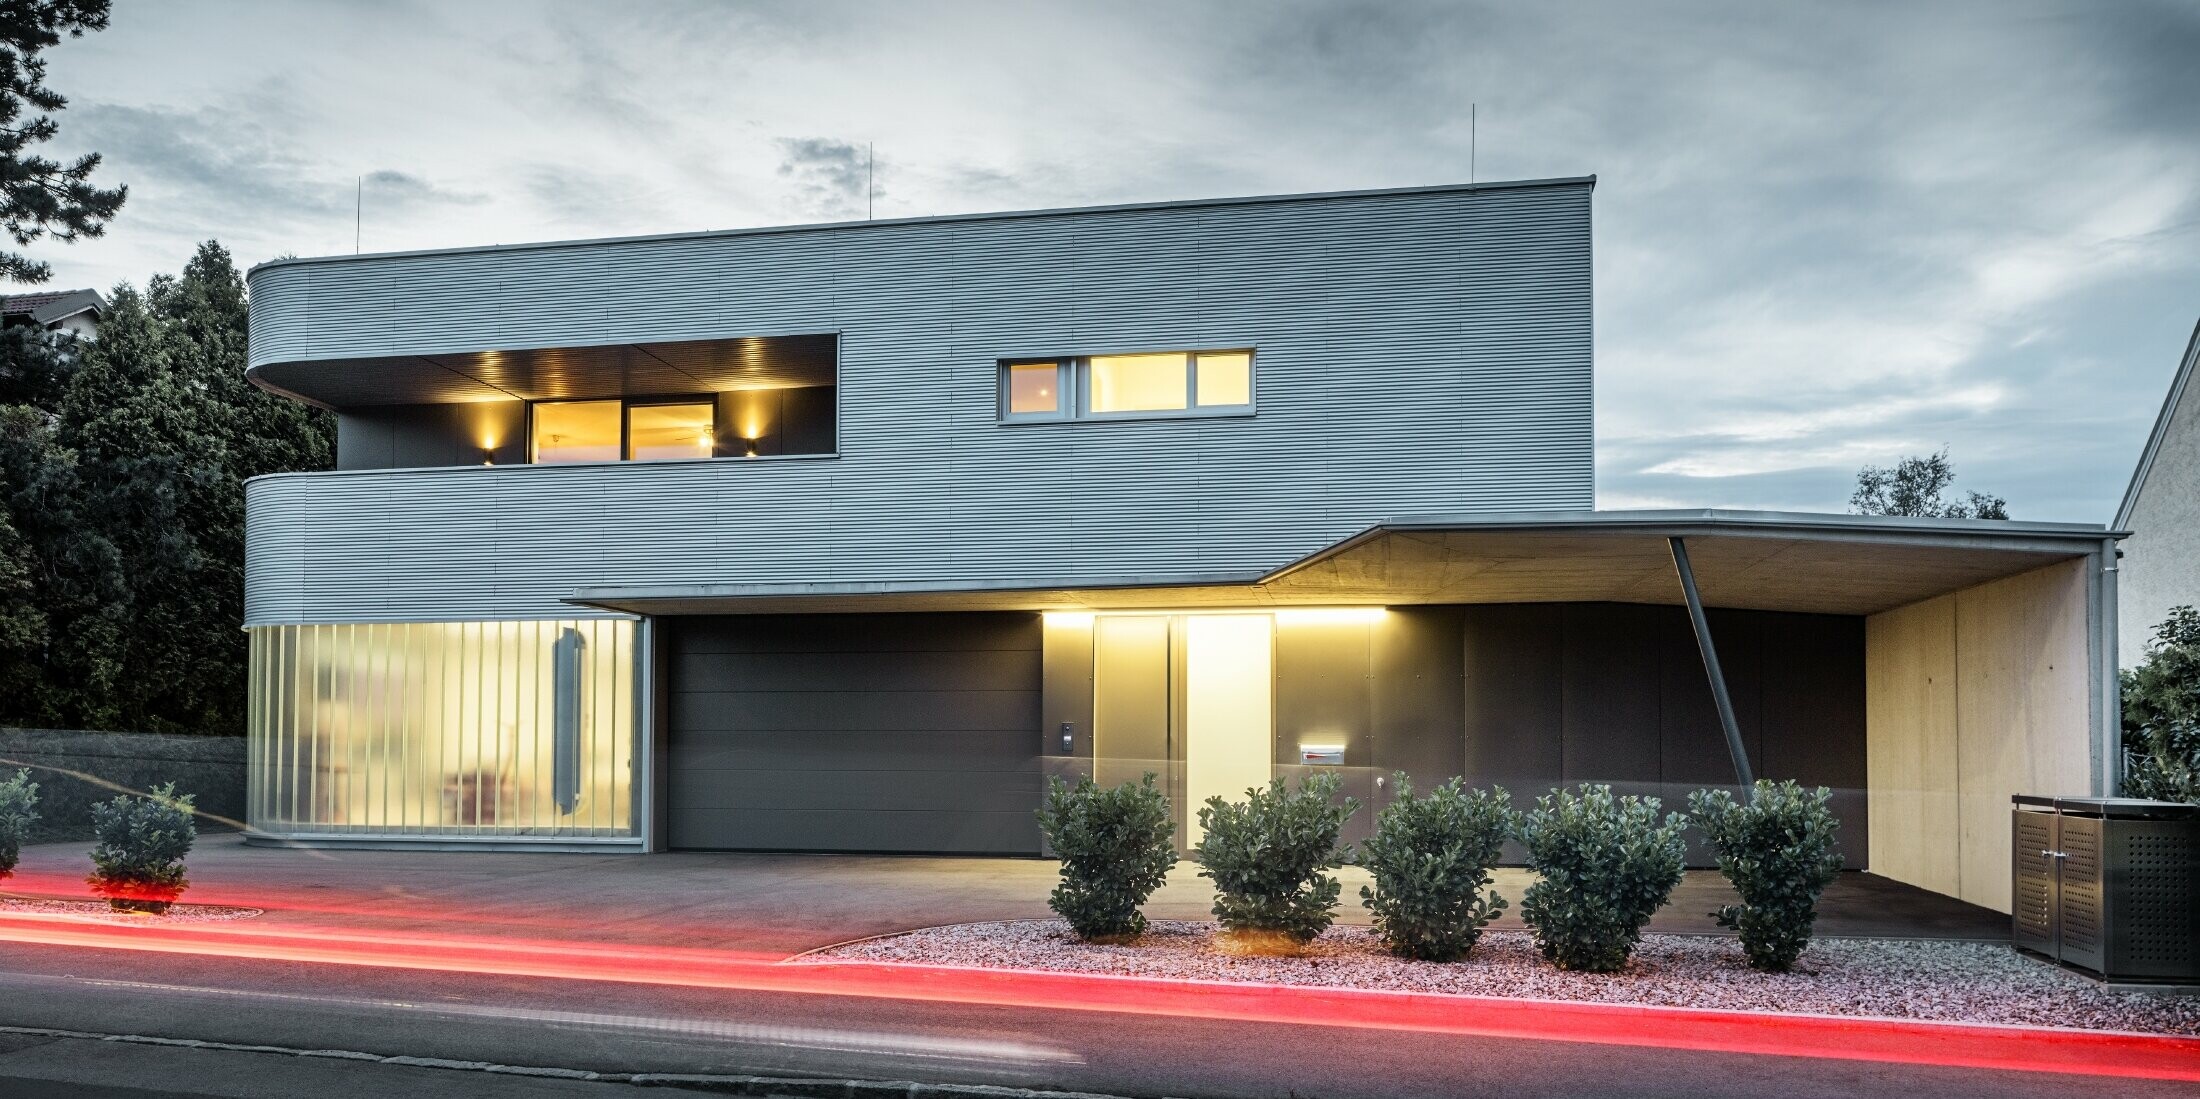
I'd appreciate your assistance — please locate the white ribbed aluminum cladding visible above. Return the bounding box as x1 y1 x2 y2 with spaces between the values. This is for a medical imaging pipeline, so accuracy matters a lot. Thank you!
244 179 1596 625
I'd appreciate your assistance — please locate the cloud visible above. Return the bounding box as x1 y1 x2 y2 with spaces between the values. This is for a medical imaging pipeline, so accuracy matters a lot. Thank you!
360 170 487 209
774 137 872 219
27 0 2200 522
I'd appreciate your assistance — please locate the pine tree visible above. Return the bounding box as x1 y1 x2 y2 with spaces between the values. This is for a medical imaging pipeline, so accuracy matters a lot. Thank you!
0 0 125 285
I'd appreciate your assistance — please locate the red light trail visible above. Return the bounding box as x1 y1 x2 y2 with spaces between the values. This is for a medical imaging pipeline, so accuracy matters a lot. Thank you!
0 909 2193 1083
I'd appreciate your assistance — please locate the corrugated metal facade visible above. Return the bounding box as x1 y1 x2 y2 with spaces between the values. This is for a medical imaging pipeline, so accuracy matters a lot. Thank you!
245 181 1594 625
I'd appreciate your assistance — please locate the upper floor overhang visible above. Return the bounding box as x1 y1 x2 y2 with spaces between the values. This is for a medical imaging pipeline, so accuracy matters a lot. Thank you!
566 508 2123 620
249 332 838 409
244 175 1597 409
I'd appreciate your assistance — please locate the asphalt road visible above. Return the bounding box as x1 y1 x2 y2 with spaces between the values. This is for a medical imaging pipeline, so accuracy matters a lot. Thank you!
0 942 2182 1099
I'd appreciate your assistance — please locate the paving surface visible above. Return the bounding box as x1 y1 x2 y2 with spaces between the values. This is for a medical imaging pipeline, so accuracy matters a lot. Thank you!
2 834 2007 956
0 834 2085 1099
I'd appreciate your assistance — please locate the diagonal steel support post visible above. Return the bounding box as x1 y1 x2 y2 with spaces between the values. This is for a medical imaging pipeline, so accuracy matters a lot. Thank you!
1668 536 1756 796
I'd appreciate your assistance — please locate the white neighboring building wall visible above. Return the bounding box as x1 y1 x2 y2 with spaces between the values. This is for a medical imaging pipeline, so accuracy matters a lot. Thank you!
2117 319 2200 665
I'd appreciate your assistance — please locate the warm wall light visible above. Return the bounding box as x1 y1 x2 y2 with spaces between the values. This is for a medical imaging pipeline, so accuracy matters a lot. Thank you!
1274 607 1387 625
1042 611 1095 627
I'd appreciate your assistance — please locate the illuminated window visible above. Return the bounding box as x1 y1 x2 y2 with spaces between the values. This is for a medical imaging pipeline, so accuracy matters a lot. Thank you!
529 400 621 464
625 401 716 461
1194 351 1252 407
1089 353 1191 413
998 349 1254 423
1004 361 1066 418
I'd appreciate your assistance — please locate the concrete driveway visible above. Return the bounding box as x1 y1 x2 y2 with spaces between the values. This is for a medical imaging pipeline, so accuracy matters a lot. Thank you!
2 834 2005 956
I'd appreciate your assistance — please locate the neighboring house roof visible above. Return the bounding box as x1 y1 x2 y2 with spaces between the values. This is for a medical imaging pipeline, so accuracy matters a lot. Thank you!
0 287 106 326
2117 317 2200 529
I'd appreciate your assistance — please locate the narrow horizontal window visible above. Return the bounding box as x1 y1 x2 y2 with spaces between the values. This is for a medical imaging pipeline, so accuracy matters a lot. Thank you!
998 349 1253 424
1090 352 1191 413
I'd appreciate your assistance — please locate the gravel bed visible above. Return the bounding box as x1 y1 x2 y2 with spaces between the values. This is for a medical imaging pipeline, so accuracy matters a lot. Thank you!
0 896 263 923
813 919 2200 1036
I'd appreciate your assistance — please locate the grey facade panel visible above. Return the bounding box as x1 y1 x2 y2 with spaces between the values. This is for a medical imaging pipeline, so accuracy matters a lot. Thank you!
664 612 1043 854
245 183 1594 625
1459 602 1867 867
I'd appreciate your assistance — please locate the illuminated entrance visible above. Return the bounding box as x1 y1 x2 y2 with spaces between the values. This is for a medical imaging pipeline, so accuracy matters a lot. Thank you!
1090 613 1277 847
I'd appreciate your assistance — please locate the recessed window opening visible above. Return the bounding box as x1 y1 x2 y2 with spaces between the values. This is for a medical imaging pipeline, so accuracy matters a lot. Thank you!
999 349 1254 422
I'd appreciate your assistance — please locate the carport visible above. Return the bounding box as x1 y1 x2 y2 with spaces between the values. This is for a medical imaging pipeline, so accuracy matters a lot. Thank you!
575 509 2124 913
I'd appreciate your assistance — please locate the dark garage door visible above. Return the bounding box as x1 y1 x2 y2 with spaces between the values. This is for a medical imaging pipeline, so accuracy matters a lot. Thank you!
666 612 1044 854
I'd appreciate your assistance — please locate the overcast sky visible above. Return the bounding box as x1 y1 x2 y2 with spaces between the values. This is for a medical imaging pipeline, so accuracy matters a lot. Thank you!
31 0 2200 521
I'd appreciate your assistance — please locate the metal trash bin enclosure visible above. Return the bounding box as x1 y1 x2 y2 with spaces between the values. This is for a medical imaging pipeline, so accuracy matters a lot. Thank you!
2013 795 2200 983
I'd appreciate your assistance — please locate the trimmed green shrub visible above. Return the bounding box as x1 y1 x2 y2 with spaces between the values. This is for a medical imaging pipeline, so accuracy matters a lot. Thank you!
1689 781 1844 971
1358 775 1512 961
86 783 195 914
1516 784 1687 972
1036 773 1179 941
1195 772 1359 947
0 769 39 880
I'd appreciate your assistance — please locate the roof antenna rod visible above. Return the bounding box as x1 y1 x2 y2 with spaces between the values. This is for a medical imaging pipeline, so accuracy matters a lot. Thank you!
866 142 875 220
1470 103 1477 186
354 175 362 254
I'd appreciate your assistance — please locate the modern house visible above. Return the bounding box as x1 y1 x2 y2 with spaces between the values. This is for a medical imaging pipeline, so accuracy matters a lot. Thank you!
2 288 105 339
2115 317 2200 664
243 177 2125 913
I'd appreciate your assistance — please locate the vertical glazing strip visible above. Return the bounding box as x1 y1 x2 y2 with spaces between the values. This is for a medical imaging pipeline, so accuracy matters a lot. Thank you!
539 619 554 832
245 629 260 829
409 623 425 833
288 625 303 830
430 622 447 833
494 619 509 832
306 624 321 829
348 623 363 832
532 619 547 833
393 623 408 833
612 619 630 834
468 620 482 829
380 621 394 832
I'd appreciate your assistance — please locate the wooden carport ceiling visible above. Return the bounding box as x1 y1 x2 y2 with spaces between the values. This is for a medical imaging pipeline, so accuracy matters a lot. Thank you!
569 511 2112 619
1258 528 2082 616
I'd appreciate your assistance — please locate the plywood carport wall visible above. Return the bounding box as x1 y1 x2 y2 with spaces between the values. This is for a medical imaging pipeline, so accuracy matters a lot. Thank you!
1865 558 2096 913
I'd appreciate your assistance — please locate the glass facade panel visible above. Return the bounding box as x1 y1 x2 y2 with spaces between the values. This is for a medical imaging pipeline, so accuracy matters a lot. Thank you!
1005 362 1063 416
626 401 716 461
530 400 622 464
1195 351 1253 407
1089 352 1190 413
246 620 637 839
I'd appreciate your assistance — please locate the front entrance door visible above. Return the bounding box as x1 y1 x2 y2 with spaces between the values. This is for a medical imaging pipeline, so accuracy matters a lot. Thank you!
1090 613 1275 849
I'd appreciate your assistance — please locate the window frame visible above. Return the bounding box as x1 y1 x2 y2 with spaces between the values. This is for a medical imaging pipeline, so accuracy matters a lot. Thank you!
619 394 719 462
525 393 720 465
999 360 1075 422
996 348 1256 425
525 397 625 466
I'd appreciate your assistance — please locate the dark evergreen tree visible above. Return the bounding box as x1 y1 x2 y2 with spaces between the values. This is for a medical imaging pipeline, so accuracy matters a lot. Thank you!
0 0 125 285
0 242 332 735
